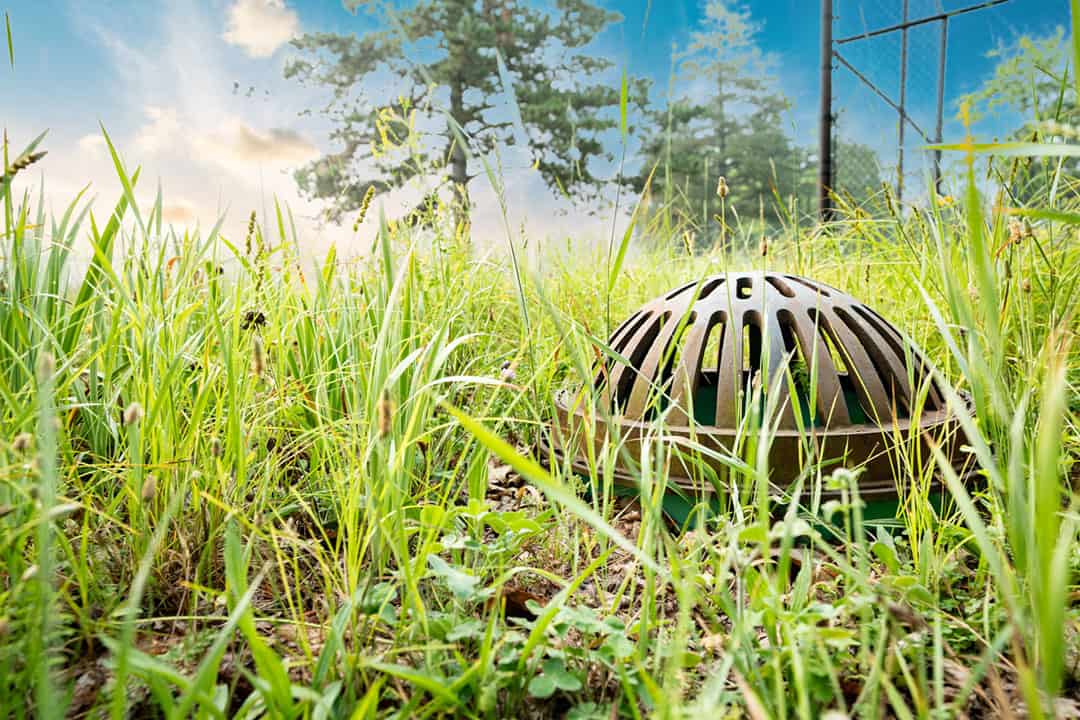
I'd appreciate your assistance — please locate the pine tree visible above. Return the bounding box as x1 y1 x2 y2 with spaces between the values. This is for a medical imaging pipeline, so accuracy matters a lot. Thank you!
679 0 775 187
285 0 641 223
635 0 797 243
636 0 881 243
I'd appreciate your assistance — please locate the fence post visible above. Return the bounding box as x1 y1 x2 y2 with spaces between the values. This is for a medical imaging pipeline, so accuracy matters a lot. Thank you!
897 0 909 202
819 0 834 222
933 17 948 194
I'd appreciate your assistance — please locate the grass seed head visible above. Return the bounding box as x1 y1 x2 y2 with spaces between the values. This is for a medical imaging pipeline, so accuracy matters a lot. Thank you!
1008 218 1023 244
715 175 729 199
883 183 897 217
12 432 32 453
682 231 695 255
140 475 157 502
245 210 257 256
354 185 376 232
123 401 144 426
10 150 47 172
376 390 394 438
0 150 47 183
455 218 471 244
252 335 265 378
37 352 55 381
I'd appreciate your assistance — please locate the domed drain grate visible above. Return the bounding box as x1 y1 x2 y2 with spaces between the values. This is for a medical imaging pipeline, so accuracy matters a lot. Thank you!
544 271 970 504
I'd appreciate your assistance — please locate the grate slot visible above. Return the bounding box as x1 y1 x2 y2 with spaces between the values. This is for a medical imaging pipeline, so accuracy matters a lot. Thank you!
664 281 696 300
835 306 911 417
778 309 819 428
807 307 874 423
787 275 831 297
612 313 667 411
594 311 650 391
807 308 848 374
664 311 723 425
689 312 726 425
855 305 942 411
766 275 796 298
635 312 696 419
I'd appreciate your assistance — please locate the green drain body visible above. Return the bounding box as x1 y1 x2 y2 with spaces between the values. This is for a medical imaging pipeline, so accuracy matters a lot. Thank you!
689 374 868 428
582 472 951 535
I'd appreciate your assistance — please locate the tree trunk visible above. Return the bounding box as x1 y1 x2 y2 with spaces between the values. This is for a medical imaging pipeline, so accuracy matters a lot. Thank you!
448 78 470 226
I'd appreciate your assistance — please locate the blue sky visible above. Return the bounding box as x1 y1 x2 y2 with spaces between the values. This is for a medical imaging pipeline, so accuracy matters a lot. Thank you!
3 0 1071 256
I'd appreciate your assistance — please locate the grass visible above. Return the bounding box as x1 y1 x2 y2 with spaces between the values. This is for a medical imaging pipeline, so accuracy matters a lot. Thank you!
0 136 1076 719
3 42 1080 720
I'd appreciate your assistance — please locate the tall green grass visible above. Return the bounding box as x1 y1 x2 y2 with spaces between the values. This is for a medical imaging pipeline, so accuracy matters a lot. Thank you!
0 119 1076 717
2 13 1080 712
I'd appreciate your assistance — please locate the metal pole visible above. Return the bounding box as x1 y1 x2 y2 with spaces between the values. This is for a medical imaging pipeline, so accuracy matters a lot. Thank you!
933 17 948 194
819 0 834 221
897 0 908 203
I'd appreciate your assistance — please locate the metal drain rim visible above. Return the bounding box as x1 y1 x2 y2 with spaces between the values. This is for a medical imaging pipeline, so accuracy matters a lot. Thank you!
544 390 973 500
535 436 970 502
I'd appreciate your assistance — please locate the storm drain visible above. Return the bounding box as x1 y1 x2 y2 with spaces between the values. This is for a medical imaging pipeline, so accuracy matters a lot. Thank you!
543 272 971 510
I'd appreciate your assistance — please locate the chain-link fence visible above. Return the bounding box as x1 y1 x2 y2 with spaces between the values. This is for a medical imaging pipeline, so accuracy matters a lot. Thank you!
823 0 1013 213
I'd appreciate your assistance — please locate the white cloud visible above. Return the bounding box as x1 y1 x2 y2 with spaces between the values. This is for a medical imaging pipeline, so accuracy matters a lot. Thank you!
222 0 300 58
195 122 319 169
132 105 319 174
46 0 346 260
41 0 619 265
77 134 107 155
134 106 181 155
162 199 198 225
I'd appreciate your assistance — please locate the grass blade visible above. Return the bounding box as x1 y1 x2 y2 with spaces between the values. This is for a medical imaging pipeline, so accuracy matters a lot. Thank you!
619 67 629 140
4 12 12 68
1072 0 1080 101
442 402 663 576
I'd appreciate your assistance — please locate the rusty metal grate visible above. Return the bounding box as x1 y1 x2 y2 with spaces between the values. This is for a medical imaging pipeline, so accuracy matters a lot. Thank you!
545 271 971 501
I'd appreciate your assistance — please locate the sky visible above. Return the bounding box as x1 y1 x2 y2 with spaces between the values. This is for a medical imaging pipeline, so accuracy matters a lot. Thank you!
2 0 1071 262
